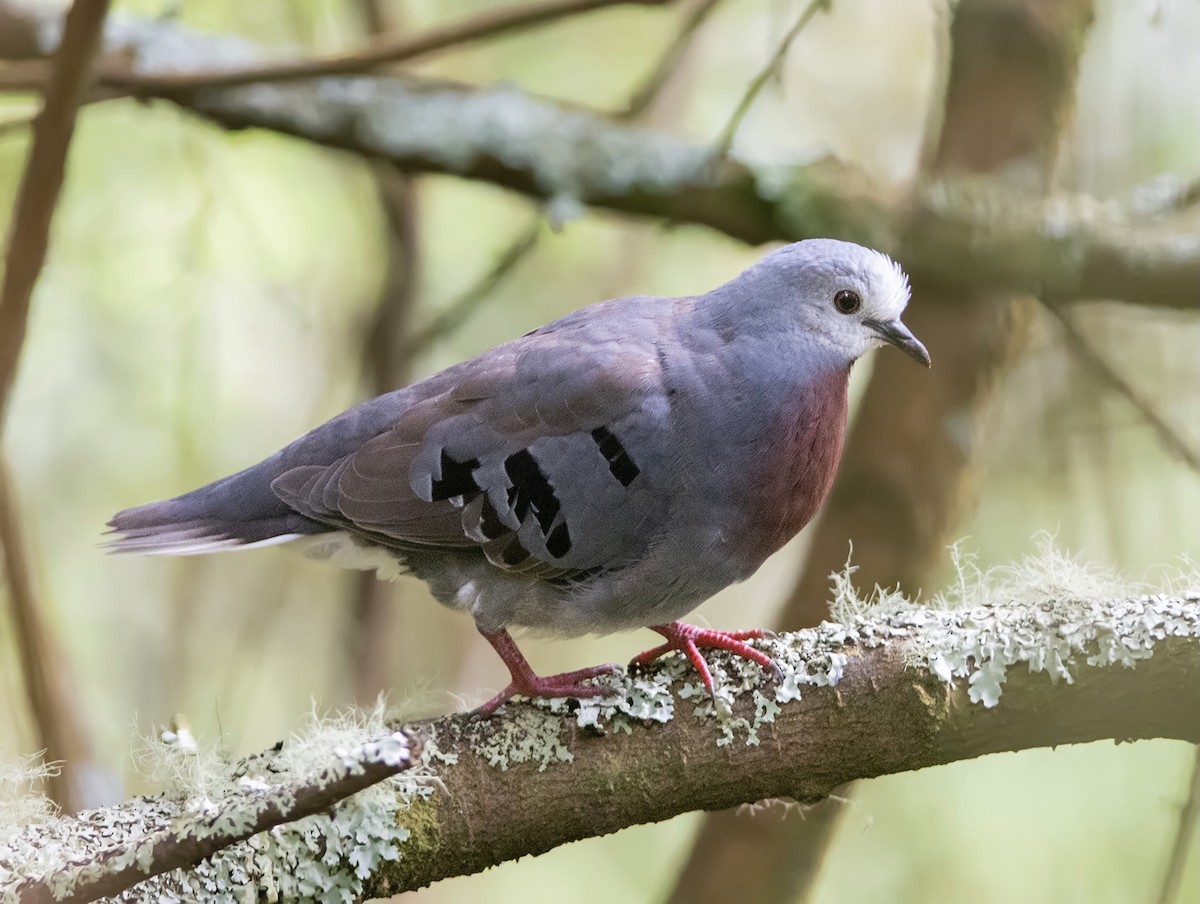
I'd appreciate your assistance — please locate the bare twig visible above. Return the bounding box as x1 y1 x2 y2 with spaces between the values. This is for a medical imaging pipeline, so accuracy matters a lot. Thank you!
360 172 421 392
91 0 673 93
12 730 417 904
0 0 113 814
0 463 89 812
357 0 391 36
710 0 829 158
622 0 723 119
1051 307 1200 475
401 221 542 359
1158 746 1200 904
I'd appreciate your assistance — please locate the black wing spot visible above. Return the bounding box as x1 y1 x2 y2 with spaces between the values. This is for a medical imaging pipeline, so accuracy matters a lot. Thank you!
430 451 481 502
504 449 560 534
591 426 640 487
546 522 571 558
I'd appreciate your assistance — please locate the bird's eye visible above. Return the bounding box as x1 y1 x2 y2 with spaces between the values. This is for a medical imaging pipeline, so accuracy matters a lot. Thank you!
833 289 862 315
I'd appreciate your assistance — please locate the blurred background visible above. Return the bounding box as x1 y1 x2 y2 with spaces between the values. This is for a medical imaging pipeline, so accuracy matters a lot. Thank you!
1 0 1198 901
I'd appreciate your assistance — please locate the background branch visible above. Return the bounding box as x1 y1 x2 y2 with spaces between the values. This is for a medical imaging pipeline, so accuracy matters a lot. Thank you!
0 0 113 814
401 218 543 359
0 0 112 423
342 0 429 707
1 1 1197 312
5 595 1198 901
621 0 723 119
166 84 1200 313
1051 307 1200 474
1158 748 1200 904
8 0 673 93
710 0 827 157
400 0 720 362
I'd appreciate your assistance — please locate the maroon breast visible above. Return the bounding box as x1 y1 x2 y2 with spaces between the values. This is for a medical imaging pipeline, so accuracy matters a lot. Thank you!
732 366 850 570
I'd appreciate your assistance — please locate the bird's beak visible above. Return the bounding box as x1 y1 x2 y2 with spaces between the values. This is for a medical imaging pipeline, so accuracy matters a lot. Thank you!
866 318 931 368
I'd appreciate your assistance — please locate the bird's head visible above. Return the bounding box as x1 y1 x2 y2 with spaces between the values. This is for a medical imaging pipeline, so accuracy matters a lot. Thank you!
734 238 930 368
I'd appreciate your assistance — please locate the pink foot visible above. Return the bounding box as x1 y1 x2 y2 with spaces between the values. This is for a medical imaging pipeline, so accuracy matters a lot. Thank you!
630 622 781 694
476 628 620 716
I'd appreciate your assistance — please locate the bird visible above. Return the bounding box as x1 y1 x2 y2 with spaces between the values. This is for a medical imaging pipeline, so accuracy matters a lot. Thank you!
107 238 929 714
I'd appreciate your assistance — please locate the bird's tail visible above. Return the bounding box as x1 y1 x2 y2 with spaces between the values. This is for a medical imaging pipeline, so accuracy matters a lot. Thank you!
105 387 411 555
105 461 322 556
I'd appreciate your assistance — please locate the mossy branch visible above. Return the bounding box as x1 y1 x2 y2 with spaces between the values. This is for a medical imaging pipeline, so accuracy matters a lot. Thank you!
6 729 419 903
3 594 1198 902
1 1 1198 312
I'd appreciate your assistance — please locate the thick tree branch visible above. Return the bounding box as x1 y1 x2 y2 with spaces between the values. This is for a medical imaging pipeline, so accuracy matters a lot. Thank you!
3 595 1198 901
2 2 1197 312
171 78 1199 313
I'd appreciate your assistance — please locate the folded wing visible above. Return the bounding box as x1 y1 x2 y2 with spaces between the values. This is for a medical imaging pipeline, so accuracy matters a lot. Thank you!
272 307 673 583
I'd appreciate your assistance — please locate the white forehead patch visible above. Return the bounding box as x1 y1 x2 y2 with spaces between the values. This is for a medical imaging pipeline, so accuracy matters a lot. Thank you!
870 249 912 319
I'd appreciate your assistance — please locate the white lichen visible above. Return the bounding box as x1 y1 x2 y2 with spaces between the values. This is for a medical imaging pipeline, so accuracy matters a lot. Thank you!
0 752 59 835
132 716 230 804
2 703 430 902
932 532 1142 610
827 541 911 623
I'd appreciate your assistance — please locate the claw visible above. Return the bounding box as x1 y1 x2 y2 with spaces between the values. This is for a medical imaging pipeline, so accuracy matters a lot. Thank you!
629 622 779 694
475 628 619 716
477 663 620 716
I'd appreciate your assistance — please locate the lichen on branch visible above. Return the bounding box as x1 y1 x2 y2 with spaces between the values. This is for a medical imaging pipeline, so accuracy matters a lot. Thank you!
4 560 1198 902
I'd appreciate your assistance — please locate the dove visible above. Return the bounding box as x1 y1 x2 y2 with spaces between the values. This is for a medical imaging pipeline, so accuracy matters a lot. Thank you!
107 238 929 713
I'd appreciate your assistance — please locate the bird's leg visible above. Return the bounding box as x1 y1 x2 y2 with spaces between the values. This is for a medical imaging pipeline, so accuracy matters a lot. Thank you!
476 627 620 716
629 622 781 695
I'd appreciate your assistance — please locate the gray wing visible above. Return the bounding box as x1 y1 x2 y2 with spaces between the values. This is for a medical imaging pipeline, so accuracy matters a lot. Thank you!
271 302 674 582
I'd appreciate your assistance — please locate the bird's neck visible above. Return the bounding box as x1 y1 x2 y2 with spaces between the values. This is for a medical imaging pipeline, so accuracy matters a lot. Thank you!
691 265 790 338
